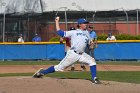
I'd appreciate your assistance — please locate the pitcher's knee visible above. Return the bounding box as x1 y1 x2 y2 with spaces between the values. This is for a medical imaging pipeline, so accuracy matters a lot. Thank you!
88 58 96 66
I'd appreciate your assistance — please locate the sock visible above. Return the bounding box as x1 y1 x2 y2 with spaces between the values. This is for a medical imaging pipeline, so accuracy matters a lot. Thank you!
41 66 55 75
90 65 96 80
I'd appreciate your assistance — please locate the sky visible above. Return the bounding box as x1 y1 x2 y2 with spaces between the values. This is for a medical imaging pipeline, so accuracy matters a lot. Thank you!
0 0 140 13
43 0 140 11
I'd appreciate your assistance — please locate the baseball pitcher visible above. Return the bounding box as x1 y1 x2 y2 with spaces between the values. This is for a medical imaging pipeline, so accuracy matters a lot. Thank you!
33 17 101 84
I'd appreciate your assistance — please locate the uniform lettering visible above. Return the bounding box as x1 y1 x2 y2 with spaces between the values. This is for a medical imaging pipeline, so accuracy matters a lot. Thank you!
76 33 86 36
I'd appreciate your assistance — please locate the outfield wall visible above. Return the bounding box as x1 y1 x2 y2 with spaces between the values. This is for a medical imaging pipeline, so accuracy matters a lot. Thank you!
0 41 140 60
95 41 140 60
0 42 65 60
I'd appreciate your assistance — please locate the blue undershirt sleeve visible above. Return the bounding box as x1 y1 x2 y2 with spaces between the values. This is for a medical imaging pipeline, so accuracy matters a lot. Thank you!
57 30 64 37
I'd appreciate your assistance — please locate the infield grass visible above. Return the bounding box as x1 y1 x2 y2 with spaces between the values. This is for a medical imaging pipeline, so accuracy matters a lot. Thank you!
0 60 140 84
0 71 139 84
0 60 59 65
0 60 140 65
47 71 140 84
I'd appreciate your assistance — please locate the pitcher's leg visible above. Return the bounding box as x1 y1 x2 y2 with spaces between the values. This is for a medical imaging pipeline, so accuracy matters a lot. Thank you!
33 50 80 78
41 66 55 74
79 53 101 84
54 50 80 71
33 66 55 78
43 50 79 72
90 65 96 80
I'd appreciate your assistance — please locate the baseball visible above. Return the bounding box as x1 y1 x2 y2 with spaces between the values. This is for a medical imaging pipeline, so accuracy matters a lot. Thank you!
56 17 59 20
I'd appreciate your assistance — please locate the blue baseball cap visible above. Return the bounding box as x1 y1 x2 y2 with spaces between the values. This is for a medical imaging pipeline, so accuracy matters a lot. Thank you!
77 18 89 24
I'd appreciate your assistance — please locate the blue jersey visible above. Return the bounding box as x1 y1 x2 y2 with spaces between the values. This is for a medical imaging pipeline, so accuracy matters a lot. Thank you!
90 30 97 40
32 36 41 42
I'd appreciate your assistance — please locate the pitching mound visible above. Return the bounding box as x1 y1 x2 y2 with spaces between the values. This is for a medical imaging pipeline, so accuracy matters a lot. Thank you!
0 77 139 93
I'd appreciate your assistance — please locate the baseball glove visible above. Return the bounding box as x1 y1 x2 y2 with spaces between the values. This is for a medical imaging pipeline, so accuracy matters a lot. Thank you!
89 43 94 49
89 40 94 49
89 40 97 49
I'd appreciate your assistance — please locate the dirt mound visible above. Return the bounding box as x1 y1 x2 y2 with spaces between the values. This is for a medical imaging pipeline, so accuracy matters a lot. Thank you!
0 77 139 93
0 65 140 93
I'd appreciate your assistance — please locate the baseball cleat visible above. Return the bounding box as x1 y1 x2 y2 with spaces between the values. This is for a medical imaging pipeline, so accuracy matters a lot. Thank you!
81 65 86 71
33 68 44 78
92 77 102 84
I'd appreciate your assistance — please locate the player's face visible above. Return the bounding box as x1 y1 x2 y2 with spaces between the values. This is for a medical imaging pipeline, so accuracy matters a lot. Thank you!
79 23 88 30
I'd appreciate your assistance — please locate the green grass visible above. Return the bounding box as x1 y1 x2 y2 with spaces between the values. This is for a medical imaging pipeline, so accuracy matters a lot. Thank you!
98 61 140 66
0 60 140 66
0 61 59 65
98 71 140 84
0 61 140 84
0 71 140 84
47 71 140 84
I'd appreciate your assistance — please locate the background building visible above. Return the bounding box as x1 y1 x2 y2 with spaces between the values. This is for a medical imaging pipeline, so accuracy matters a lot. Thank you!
0 0 140 42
